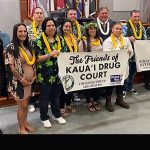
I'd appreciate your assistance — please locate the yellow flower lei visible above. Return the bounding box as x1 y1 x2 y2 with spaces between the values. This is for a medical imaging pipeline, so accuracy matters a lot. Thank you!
75 20 81 41
42 32 61 55
129 19 142 39
111 34 125 49
19 47 35 65
32 19 38 38
90 38 101 46
64 33 78 52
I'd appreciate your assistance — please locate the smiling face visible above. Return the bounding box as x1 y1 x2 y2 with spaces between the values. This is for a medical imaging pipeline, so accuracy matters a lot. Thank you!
130 12 140 25
67 9 77 22
45 20 56 37
33 7 44 23
88 26 96 37
112 23 122 38
63 21 72 35
17 25 27 42
98 8 109 23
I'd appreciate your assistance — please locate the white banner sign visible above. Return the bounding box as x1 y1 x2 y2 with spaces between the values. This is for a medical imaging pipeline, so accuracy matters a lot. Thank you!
134 40 150 72
58 50 128 93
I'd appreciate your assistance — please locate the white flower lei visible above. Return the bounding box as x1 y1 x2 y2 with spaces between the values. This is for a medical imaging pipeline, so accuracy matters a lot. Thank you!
97 17 110 35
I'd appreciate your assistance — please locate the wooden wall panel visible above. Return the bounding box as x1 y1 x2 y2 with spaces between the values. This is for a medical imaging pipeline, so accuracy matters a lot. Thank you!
20 0 28 21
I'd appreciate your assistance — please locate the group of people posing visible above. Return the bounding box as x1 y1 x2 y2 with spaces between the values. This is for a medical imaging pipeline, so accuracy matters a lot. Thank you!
2 6 150 134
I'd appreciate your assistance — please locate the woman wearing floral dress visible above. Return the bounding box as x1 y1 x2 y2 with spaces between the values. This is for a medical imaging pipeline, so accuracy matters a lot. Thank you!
5 23 36 134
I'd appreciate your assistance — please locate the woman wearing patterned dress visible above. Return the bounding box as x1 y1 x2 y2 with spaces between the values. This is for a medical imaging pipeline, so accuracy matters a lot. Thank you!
5 23 36 134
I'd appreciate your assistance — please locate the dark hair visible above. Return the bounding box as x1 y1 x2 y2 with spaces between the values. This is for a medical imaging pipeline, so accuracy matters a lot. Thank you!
60 18 73 36
130 10 140 16
67 8 77 15
12 23 31 58
33 7 43 14
97 7 109 13
42 17 57 37
112 22 122 28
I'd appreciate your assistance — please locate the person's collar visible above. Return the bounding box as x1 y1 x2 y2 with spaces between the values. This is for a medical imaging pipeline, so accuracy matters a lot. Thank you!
98 18 109 24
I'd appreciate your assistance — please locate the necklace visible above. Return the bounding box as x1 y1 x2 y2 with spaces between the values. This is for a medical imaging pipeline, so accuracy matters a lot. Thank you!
111 34 125 49
32 19 38 38
64 33 78 52
19 47 35 65
128 19 142 39
75 20 81 41
42 32 61 54
90 38 101 46
97 18 109 35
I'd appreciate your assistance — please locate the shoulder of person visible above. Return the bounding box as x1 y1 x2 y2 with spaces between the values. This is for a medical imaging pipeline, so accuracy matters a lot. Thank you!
109 19 116 26
5 43 14 54
92 19 97 23
103 36 111 43
123 36 129 41
26 24 32 31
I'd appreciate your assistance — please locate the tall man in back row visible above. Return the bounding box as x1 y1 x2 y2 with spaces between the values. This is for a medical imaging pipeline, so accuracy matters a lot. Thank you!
95 7 115 41
122 10 148 98
94 7 116 112
27 7 44 112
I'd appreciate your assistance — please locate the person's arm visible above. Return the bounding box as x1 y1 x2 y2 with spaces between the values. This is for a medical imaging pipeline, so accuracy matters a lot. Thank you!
5 45 30 86
36 50 60 63
126 38 134 58
36 53 50 63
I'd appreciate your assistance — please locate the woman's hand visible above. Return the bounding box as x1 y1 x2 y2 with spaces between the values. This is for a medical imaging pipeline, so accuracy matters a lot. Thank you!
29 76 36 84
128 36 136 42
20 77 30 87
51 50 60 57
127 49 132 55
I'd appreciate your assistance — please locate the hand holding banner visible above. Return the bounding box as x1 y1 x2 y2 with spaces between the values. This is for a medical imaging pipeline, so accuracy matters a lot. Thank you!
58 50 128 93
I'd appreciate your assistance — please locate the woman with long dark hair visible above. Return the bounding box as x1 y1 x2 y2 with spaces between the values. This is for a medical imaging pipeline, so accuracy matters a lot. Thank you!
78 22 103 112
5 23 36 134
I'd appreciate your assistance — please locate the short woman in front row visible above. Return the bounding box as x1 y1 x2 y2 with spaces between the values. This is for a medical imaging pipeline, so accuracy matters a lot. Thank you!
78 22 103 112
5 23 36 134
103 22 133 112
